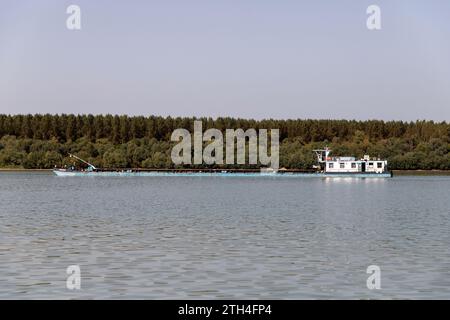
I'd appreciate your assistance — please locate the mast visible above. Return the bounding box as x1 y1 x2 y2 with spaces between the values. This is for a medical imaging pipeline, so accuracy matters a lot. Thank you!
69 154 97 170
324 146 330 173
313 147 331 173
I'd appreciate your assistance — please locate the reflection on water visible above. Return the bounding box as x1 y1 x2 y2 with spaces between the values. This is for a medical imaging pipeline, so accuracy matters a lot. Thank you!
0 173 449 299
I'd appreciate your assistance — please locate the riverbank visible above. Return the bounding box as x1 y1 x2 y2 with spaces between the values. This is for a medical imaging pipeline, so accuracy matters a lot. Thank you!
0 168 52 172
1 168 450 175
392 170 450 176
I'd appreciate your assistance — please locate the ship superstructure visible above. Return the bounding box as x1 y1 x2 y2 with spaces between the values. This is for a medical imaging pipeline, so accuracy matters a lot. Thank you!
313 147 388 174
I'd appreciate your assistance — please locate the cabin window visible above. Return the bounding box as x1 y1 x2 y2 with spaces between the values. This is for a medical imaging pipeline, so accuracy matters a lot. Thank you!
340 163 345 169
329 163 334 168
351 163 356 168
377 162 383 168
369 162 373 166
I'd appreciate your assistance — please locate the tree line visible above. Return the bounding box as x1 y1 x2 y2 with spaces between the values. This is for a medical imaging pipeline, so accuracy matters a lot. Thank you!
0 114 449 170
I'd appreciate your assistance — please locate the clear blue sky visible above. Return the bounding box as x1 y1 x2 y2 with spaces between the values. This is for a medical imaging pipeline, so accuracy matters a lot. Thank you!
0 0 449 120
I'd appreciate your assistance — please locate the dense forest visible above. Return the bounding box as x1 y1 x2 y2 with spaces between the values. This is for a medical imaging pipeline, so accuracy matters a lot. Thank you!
0 114 449 170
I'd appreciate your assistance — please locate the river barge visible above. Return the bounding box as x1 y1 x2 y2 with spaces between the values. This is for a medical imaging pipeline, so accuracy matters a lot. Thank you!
53 151 392 178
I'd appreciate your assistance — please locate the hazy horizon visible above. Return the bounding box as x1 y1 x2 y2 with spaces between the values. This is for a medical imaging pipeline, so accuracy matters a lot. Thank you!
1 112 449 123
1 1 449 121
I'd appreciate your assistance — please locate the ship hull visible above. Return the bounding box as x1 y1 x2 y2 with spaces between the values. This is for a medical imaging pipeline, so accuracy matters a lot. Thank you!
53 170 392 178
